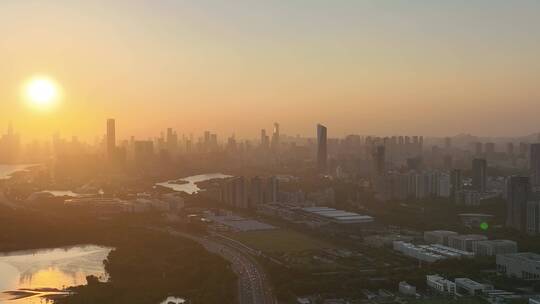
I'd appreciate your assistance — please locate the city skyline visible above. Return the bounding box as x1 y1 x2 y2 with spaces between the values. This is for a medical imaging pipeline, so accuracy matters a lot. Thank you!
2 2 540 304
1 1 540 140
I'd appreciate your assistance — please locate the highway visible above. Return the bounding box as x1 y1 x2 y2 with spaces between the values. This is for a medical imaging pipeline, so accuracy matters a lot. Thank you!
167 229 276 304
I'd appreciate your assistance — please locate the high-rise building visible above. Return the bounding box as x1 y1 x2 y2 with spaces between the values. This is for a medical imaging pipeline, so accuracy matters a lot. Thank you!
265 176 279 203
317 124 327 173
249 176 263 206
451 169 462 198
166 128 178 153
260 129 269 149
472 158 487 192
106 119 116 159
271 122 280 152
505 176 530 232
529 144 540 186
373 145 386 176
221 177 247 208
526 201 540 235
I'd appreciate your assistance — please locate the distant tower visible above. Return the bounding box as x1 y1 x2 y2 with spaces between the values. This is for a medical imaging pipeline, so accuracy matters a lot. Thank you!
317 124 327 173
260 129 269 149
106 118 116 158
472 158 487 192
271 122 280 151
530 144 540 187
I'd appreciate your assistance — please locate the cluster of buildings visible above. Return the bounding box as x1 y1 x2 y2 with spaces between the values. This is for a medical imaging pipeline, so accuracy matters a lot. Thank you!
426 273 537 303
374 170 451 201
219 176 279 209
374 157 492 204
393 241 474 262
496 252 540 280
424 230 517 256
392 230 518 263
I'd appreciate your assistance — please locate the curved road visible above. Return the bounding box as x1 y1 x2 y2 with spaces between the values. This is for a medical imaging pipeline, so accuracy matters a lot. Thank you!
167 229 275 304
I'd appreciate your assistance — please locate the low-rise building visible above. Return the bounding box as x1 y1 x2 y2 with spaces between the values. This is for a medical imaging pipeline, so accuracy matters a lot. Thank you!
398 281 416 296
473 240 517 256
300 206 374 224
448 234 488 252
424 230 458 246
393 242 472 262
454 278 488 296
426 275 456 294
394 241 445 263
364 234 414 248
496 252 540 280
530 296 540 304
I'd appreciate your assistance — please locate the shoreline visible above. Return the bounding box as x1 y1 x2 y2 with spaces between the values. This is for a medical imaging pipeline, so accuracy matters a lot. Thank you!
3 288 70 300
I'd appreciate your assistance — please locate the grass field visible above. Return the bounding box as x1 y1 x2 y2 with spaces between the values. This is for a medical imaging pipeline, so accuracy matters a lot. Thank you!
230 229 334 253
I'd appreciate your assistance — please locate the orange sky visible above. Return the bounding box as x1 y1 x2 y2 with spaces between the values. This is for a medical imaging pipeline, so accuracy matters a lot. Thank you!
1 1 539 141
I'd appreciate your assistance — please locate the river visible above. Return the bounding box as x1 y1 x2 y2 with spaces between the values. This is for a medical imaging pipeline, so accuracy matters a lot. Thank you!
0 245 112 303
0 165 39 180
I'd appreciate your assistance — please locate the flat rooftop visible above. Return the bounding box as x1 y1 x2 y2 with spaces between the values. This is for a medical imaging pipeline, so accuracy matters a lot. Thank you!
500 252 540 261
449 234 487 241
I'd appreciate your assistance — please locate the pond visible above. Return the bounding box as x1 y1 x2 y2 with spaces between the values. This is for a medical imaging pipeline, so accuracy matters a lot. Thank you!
0 245 112 303
156 173 231 194
159 296 186 304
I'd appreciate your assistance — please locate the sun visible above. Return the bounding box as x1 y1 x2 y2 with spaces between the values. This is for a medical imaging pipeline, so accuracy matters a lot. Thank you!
24 76 61 110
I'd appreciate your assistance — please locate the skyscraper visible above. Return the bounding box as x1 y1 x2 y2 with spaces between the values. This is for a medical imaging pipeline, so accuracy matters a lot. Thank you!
317 124 327 173
166 128 178 153
260 129 269 149
106 118 116 159
529 143 540 186
506 176 530 232
472 158 487 192
271 122 280 152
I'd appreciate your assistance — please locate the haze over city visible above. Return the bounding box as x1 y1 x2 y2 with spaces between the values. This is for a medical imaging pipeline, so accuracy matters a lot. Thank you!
2 2 540 304
1 0 540 140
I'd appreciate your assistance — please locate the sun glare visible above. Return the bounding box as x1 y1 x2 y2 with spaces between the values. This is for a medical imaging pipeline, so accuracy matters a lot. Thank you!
24 76 61 110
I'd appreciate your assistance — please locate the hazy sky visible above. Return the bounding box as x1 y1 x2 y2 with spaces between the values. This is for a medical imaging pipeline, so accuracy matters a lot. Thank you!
1 0 539 141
